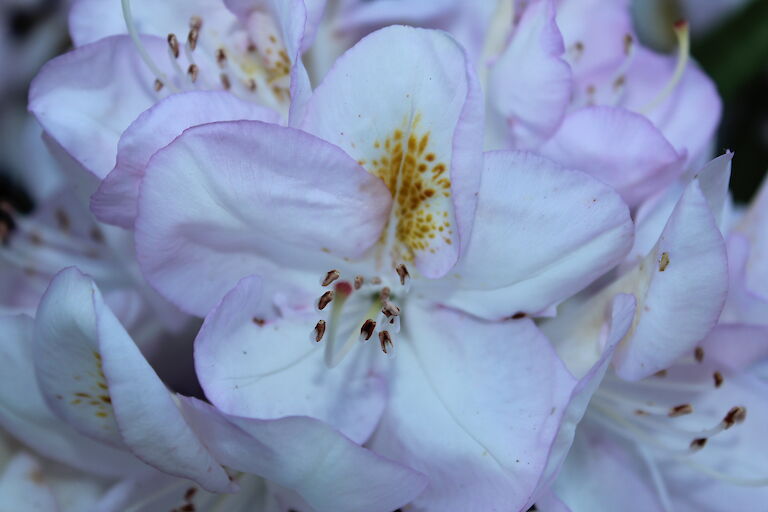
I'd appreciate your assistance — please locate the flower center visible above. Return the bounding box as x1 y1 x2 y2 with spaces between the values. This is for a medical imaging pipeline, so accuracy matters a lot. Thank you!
311 264 411 368
120 0 291 110
587 349 767 508
363 116 454 268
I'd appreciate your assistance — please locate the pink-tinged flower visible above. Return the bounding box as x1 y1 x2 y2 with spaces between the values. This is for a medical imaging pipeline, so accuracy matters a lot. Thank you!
29 0 314 181
1 268 425 511
0 158 185 347
540 333 768 512
528 156 752 510
131 26 635 509
543 155 729 381
490 1 719 206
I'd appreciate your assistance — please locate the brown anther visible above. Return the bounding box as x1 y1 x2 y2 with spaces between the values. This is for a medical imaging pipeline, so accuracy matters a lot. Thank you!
694 346 705 363
380 287 391 301
354 275 364 289
317 290 334 310
668 404 694 417
154 79 164 92
613 75 626 91
379 330 392 354
184 487 197 501
623 33 634 55
187 27 200 51
187 64 199 82
216 48 227 67
658 251 670 271
381 302 400 318
654 369 668 378
313 320 326 342
246 78 257 92
220 73 231 90
689 437 707 452
723 406 747 429
395 264 410 285
189 16 203 30
360 319 376 341
634 409 648 416
511 312 527 319
252 317 265 326
167 33 180 58
713 371 724 388
321 270 340 287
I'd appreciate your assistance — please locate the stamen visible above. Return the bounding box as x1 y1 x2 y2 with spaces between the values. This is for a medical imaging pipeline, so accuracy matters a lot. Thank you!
380 287 391 302
187 17 201 51
379 330 394 356
216 48 227 68
360 319 376 342
713 371 724 388
639 20 690 113
668 404 694 417
354 275 364 289
167 34 180 59
689 437 707 452
312 320 326 342
722 406 747 429
120 0 178 93
317 290 334 311
321 269 340 287
246 78 257 92
381 302 400 318
694 346 705 362
220 73 231 90
154 79 164 92
395 263 410 286
187 64 199 83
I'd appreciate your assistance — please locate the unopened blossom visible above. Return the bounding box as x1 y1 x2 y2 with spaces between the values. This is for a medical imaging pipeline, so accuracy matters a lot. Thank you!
128 25 638 509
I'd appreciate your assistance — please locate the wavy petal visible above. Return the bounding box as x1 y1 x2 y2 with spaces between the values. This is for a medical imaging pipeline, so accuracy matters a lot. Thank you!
135 120 391 316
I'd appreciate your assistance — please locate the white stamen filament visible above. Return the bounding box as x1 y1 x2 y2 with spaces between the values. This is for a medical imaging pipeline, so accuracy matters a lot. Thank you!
121 0 180 93
640 21 690 114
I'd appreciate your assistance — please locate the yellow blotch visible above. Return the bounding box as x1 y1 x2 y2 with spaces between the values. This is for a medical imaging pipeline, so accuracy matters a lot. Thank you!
367 115 453 261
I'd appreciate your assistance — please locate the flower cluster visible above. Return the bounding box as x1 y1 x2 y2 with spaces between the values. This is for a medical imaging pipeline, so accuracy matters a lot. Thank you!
1 0 767 511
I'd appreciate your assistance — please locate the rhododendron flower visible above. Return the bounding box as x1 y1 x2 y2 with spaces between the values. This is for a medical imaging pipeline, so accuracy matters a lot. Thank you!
526 155 768 510
323 0 721 207
29 0 315 180
126 25 639 509
0 268 424 512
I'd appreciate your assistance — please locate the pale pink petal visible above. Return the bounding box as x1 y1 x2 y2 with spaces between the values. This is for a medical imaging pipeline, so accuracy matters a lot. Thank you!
33 268 233 492
29 35 172 179
180 397 427 512
92 91 278 228
489 0 572 147
441 151 633 319
194 275 386 444
369 304 576 510
612 180 728 379
135 120 391 316
539 106 684 206
302 25 484 277
0 315 146 478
